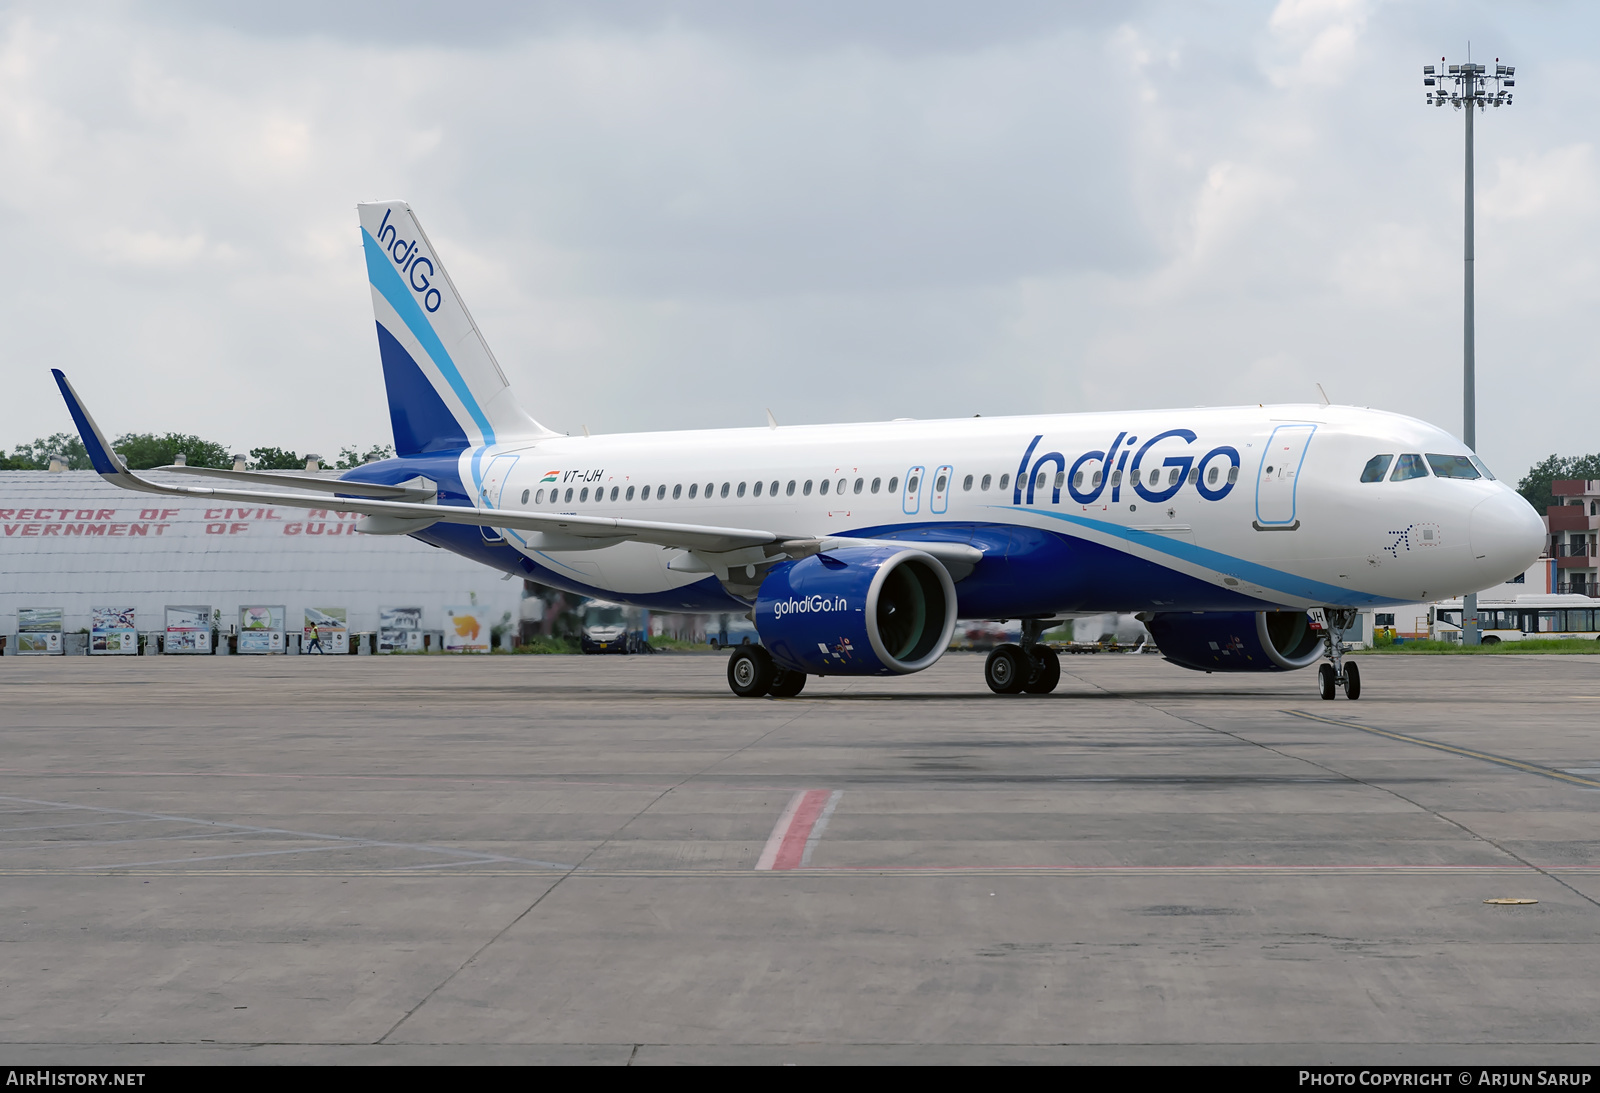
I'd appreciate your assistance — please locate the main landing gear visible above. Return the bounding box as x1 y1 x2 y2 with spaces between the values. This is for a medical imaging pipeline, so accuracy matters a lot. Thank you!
728 646 807 698
1316 607 1361 701
984 620 1061 695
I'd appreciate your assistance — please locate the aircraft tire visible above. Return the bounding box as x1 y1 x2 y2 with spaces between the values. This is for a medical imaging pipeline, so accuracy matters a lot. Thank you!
985 644 1028 695
1344 660 1361 700
767 669 807 698
1022 645 1061 694
1318 663 1336 700
728 646 775 697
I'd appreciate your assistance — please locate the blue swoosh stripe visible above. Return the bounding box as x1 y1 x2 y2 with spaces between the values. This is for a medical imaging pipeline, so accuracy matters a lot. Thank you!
362 228 496 447
1014 506 1391 606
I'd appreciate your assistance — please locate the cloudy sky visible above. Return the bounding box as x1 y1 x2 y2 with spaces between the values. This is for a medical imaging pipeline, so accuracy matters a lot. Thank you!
0 0 1593 480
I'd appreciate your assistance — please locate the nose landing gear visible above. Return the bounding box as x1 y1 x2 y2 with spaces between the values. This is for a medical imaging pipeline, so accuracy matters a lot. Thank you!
1314 607 1361 700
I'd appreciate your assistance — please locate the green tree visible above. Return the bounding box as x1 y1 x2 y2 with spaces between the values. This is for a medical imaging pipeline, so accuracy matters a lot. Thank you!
248 446 302 470
1517 453 1600 514
336 444 395 469
8 433 92 469
111 432 232 470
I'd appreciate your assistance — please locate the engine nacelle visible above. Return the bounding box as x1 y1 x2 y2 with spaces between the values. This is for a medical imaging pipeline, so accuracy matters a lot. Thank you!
755 547 958 676
1145 610 1325 672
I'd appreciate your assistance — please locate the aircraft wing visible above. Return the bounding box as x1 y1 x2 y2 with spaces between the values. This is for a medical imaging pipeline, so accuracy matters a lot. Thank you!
51 369 983 569
149 464 434 500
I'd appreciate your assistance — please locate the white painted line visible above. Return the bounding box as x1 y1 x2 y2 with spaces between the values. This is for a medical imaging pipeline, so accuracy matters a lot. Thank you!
755 791 807 871
799 790 844 867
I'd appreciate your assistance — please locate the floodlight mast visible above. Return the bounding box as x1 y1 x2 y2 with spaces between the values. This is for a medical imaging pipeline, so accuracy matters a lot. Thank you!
1423 54 1514 647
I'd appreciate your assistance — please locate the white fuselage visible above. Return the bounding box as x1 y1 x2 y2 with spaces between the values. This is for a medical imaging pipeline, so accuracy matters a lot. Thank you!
433 402 1544 617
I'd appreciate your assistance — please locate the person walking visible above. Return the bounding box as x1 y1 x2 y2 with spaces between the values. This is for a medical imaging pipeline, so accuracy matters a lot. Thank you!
306 620 324 655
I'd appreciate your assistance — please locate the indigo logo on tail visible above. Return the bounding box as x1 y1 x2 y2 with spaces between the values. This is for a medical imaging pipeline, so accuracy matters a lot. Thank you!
374 208 443 313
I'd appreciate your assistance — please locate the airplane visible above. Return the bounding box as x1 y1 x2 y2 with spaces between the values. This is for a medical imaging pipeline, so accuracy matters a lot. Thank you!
51 200 1547 700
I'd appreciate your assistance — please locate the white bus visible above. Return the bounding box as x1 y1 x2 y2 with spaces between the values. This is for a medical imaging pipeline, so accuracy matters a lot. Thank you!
1427 594 1600 644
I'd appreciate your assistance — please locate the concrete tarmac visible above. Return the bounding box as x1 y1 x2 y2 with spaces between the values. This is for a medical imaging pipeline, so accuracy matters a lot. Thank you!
1 651 1598 1065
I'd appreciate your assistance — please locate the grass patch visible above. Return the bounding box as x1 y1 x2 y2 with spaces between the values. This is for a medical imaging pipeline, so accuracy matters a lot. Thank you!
648 636 716 652
1356 637 1600 654
506 636 580 655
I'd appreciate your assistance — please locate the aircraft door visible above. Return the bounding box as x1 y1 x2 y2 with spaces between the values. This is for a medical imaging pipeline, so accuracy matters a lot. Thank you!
930 465 953 514
479 454 519 543
1254 424 1316 529
902 465 925 515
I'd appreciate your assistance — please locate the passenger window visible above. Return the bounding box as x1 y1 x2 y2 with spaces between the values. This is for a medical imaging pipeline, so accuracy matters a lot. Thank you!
854 478 864 494
998 474 1009 491
1207 467 1219 486
536 488 545 504
936 474 948 493
963 474 973 491
803 480 813 496
673 484 682 499
819 479 829 495
737 482 747 498
720 482 730 498
1073 471 1084 489
1168 468 1179 486
838 478 847 495
521 489 530 505
564 488 573 503
1390 454 1429 481
887 477 899 493
1227 467 1239 484
980 474 991 491
770 480 779 496
786 480 796 497
1053 471 1065 491
687 483 697 499
753 480 763 497
1426 454 1481 480
580 487 589 502
871 477 881 493
907 475 919 493
1186 468 1198 484
1360 455 1394 483
1099 470 1108 487
640 485 649 500
1033 471 1045 491
705 482 714 497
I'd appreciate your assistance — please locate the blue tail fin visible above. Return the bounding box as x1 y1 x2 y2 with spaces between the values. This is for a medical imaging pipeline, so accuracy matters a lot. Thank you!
358 201 552 455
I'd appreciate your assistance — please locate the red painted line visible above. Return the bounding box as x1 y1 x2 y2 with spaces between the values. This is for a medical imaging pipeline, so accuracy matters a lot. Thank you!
755 789 835 871
769 789 832 871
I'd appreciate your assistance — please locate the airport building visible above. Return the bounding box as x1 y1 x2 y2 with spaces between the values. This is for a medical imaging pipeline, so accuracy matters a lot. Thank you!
1547 478 1599 596
0 470 525 652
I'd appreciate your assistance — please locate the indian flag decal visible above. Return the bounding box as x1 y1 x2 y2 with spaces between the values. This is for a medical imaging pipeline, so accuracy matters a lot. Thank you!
540 471 560 483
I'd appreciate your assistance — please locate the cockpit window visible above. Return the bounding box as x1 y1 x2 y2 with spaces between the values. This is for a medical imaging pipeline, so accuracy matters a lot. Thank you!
1469 455 1496 481
1390 454 1429 482
1360 455 1393 483
1426 454 1481 480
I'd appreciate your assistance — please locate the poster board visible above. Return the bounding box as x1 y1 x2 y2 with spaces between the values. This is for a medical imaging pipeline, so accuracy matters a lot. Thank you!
303 607 348 655
238 605 287 654
164 605 212 654
443 606 490 653
17 607 64 655
378 607 423 653
91 607 138 655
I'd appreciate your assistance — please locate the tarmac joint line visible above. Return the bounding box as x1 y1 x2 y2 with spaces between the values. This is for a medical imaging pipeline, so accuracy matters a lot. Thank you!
1284 710 1600 790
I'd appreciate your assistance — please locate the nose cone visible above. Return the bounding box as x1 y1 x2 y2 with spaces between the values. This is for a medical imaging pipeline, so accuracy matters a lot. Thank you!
1469 489 1546 579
